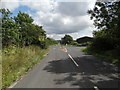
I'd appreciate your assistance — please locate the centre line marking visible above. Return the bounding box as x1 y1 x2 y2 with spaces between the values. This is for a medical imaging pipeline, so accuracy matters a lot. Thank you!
68 54 79 67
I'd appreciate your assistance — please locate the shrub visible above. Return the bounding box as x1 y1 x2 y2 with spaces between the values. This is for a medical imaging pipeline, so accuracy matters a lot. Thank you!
91 37 114 51
70 41 79 46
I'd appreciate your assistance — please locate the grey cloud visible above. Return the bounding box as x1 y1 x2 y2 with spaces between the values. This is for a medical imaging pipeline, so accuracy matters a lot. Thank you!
41 15 93 34
57 2 89 16
33 2 95 35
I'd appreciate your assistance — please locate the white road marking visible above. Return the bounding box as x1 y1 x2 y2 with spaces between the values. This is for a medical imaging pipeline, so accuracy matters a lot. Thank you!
9 81 18 88
9 77 24 88
68 54 79 67
94 86 99 90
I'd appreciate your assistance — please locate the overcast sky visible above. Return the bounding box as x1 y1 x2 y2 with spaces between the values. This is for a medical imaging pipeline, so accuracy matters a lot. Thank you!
1 0 97 40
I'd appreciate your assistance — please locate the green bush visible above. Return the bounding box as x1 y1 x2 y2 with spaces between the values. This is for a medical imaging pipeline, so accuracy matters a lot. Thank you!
81 47 120 63
46 38 58 46
70 41 79 46
78 42 92 46
40 41 48 49
91 37 114 51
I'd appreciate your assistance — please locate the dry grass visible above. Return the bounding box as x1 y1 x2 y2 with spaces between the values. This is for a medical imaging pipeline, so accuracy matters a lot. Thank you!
2 45 49 88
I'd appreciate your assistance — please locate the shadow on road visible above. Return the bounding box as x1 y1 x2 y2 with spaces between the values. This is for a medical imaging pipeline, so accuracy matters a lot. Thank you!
43 54 119 88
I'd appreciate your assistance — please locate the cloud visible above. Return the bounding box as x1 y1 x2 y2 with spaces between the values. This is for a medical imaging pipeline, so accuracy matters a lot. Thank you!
22 0 54 12
33 11 94 34
1 0 54 12
57 2 89 16
1 0 96 40
1 0 20 11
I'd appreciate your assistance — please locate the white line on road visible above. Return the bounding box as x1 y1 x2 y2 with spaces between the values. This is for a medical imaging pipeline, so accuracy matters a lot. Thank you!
9 81 18 88
68 54 79 67
94 86 99 90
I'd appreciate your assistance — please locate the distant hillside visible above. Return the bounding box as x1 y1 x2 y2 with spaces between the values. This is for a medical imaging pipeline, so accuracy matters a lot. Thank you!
76 36 93 43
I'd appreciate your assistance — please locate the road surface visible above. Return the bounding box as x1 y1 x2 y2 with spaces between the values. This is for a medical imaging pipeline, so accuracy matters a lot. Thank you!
12 46 119 89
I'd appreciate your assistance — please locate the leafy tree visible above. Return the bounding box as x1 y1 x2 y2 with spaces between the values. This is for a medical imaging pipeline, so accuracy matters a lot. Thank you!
14 12 34 46
88 1 120 50
1 9 47 48
61 34 73 44
14 11 33 24
14 12 46 46
0 9 19 47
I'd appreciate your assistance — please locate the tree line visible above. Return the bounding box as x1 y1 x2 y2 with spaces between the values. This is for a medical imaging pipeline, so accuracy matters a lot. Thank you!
1 9 58 49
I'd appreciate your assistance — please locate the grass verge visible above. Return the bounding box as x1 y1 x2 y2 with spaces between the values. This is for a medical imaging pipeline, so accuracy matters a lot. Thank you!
0 50 2 89
2 45 49 88
81 47 120 64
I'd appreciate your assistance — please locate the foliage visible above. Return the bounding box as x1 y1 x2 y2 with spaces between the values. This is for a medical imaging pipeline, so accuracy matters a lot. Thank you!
81 47 120 63
78 42 92 46
70 41 79 46
46 38 58 46
61 34 73 44
1 8 53 88
2 45 49 88
88 2 120 50
1 9 47 48
1 9 19 46
39 41 48 49
87 1 120 63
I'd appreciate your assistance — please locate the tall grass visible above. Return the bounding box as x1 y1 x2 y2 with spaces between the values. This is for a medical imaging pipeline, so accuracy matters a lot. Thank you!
2 45 49 88
81 47 120 63
0 50 2 89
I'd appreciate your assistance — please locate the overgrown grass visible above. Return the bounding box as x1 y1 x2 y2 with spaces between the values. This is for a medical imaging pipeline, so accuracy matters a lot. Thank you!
2 45 49 88
81 47 120 64
0 51 2 89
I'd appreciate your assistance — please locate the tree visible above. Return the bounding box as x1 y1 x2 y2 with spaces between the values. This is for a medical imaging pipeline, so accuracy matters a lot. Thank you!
14 12 46 46
1 9 47 48
0 9 19 47
14 11 33 24
88 1 120 50
14 12 34 46
61 35 73 44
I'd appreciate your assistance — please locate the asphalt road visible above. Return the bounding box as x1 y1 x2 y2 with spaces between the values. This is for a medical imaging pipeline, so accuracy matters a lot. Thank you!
12 45 119 89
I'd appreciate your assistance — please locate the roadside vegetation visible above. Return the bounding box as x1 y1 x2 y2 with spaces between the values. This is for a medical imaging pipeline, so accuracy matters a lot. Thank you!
2 45 48 88
1 8 58 88
81 47 119 63
82 2 120 63
0 52 1 89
